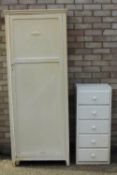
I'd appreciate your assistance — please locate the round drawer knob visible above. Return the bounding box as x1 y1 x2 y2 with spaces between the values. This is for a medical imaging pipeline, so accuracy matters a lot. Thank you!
92 125 96 130
91 139 96 144
92 96 97 101
92 111 97 116
91 153 96 158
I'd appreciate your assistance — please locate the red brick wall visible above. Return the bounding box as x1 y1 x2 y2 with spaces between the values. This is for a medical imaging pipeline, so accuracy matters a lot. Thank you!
0 0 117 154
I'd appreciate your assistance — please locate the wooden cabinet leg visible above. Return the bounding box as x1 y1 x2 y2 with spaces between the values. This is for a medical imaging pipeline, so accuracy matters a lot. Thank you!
12 160 20 167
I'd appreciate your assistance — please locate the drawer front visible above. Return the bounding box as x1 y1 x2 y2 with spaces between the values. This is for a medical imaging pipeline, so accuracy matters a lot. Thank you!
77 149 109 162
77 91 110 105
78 106 110 120
78 135 109 148
78 120 109 134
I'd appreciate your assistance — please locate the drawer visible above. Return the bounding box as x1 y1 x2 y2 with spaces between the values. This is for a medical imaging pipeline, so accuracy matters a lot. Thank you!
78 120 109 134
78 135 109 148
78 106 110 120
77 149 109 162
77 90 111 105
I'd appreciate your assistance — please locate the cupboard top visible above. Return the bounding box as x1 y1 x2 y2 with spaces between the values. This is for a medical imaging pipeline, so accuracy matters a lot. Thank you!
4 9 67 15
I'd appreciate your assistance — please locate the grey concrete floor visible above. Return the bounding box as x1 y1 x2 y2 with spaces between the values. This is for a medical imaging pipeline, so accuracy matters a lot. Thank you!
0 158 117 175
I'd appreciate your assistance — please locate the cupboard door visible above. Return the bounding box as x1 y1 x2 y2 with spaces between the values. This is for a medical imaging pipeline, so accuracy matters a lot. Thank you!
14 63 65 158
6 12 68 160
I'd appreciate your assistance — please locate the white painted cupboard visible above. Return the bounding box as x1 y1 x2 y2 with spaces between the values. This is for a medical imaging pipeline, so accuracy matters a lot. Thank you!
76 84 112 164
5 10 69 165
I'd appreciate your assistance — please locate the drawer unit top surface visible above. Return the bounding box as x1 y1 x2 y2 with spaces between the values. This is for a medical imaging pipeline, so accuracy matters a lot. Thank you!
76 84 111 91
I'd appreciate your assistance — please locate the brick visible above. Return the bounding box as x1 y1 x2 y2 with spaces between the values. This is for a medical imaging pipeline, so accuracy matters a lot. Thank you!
19 0 36 3
104 42 117 48
102 54 114 60
102 66 117 72
68 42 84 48
93 36 117 42
76 49 92 54
102 4 117 9
68 24 74 29
84 17 101 23
83 79 100 83
68 17 83 23
84 4 101 10
93 23 111 29
29 4 46 9
112 0 117 3
75 23 92 29
1 0 17 4
0 5 8 10
69 55 83 60
112 23 117 29
84 55 101 60
74 60 91 66
92 61 109 66
85 42 102 48
92 72 110 78
69 67 82 72
83 66 100 72
101 79 117 84
104 30 117 35
56 0 73 3
94 10 111 16
94 0 111 3
38 0 55 3
75 73 92 78
103 17 117 22
93 48 110 53
112 11 117 16
9 5 27 9
110 61 117 66
75 0 92 3
77 36 93 42
111 73 117 78
68 29 84 36
111 48 117 53
85 30 102 35
68 10 74 16
68 36 75 42
65 4 83 9
75 10 92 16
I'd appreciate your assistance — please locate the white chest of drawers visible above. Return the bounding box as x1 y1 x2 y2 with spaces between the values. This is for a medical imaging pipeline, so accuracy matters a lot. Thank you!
76 84 112 165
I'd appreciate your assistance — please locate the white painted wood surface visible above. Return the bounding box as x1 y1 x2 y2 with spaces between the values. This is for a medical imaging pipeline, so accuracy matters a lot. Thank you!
76 84 112 165
78 135 109 148
77 149 108 162
5 9 69 165
78 106 110 120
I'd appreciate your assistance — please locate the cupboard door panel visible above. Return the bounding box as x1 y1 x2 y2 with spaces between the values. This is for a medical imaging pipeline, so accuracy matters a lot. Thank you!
14 63 65 157
11 15 61 60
